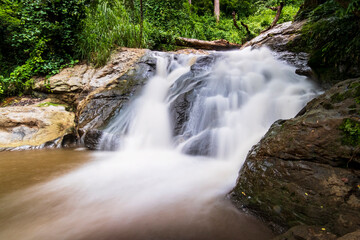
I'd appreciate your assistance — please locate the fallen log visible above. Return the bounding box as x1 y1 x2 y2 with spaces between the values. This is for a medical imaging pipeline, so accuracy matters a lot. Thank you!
175 37 241 50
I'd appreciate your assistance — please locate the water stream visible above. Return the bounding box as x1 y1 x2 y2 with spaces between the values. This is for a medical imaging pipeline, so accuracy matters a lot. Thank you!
0 48 318 240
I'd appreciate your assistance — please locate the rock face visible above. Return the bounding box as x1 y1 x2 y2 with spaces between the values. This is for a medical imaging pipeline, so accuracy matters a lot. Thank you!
0 100 75 150
230 78 360 236
76 52 156 130
337 230 360 240
273 225 337 240
242 21 313 78
169 54 217 137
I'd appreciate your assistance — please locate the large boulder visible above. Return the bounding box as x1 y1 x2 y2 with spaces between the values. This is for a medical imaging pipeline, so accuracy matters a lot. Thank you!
230 78 360 236
0 99 75 150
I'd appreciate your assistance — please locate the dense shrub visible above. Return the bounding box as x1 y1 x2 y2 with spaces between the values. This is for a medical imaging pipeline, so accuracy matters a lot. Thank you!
300 0 360 82
77 1 141 66
0 0 87 98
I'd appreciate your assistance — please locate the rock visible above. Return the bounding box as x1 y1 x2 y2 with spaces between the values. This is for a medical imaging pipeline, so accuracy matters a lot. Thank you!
61 133 78 148
82 129 104 150
181 131 214 156
230 78 360 236
76 51 157 130
242 21 313 78
169 54 218 136
190 54 219 73
33 48 149 106
273 225 337 240
81 129 121 151
0 100 75 150
337 230 360 240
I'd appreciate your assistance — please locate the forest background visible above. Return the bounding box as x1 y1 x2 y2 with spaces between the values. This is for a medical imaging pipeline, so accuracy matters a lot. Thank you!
0 0 359 99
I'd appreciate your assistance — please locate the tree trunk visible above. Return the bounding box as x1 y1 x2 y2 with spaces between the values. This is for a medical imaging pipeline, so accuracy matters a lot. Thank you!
188 0 191 4
232 11 251 36
264 2 284 31
214 0 220 23
175 37 241 50
232 11 241 31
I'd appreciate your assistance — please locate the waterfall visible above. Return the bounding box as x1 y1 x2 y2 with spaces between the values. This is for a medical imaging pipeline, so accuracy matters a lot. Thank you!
0 48 319 240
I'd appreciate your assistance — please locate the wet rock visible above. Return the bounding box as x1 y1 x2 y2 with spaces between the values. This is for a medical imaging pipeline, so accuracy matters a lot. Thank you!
81 129 121 150
61 133 78 148
77 51 157 130
82 129 103 150
169 77 204 136
170 91 193 136
169 54 216 136
181 131 214 157
273 225 337 240
190 54 219 73
230 78 360 236
0 101 75 150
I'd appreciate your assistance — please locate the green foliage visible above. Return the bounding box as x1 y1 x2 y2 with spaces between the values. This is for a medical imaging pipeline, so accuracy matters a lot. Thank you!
145 0 186 28
37 102 66 107
340 118 360 146
346 0 360 14
0 0 87 99
301 0 360 81
1 0 304 99
77 1 141 66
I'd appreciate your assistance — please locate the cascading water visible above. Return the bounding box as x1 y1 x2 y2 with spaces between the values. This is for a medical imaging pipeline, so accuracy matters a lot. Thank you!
0 48 319 240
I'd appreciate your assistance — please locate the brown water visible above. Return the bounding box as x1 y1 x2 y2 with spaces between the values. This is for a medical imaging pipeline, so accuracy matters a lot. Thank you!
0 149 274 240
0 149 92 197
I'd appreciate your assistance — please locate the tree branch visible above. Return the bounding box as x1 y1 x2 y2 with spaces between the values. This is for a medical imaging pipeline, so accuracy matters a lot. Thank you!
264 2 284 32
232 11 241 31
232 11 252 43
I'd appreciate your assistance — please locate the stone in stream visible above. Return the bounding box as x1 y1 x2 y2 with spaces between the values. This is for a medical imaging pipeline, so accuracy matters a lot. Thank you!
230 78 360 237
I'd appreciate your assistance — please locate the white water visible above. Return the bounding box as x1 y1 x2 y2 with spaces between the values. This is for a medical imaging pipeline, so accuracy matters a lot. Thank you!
0 48 318 240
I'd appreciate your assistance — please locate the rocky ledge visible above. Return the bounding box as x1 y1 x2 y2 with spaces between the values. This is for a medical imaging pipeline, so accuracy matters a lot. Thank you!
230 78 360 237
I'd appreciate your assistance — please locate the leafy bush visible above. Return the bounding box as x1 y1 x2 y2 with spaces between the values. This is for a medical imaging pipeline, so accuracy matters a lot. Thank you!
0 0 87 99
77 1 141 66
340 118 360 146
300 0 360 81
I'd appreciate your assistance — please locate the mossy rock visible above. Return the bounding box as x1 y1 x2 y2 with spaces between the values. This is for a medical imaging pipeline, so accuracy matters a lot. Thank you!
230 78 360 236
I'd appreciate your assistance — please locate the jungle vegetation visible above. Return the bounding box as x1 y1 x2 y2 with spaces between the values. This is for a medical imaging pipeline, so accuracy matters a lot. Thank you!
0 0 359 99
